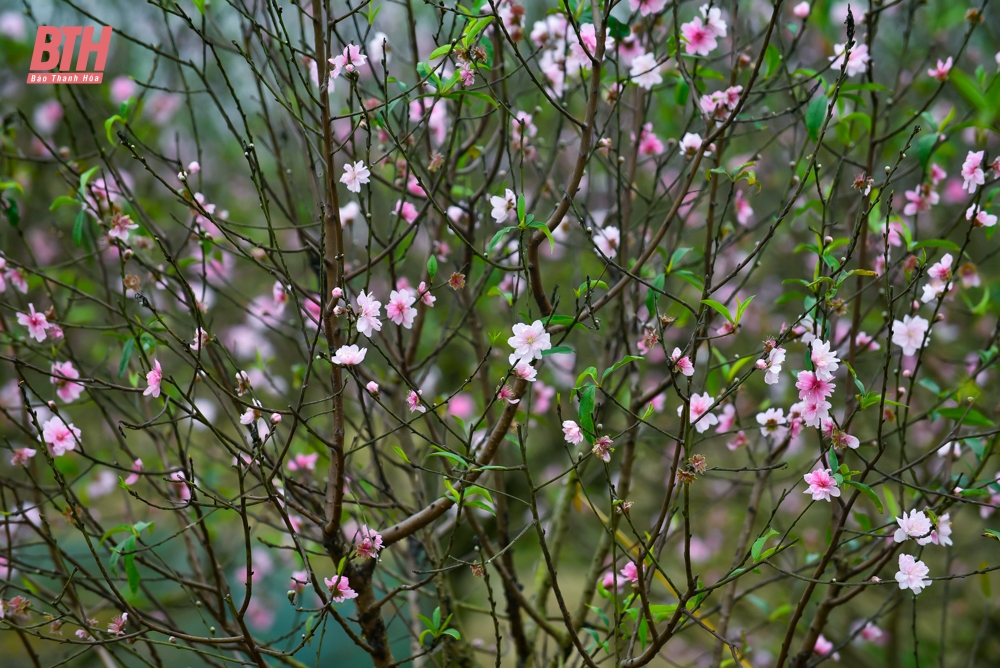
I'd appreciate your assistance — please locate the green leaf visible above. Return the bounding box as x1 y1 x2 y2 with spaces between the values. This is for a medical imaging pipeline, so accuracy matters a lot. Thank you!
441 628 462 640
428 447 469 468
192 0 205 14
426 254 438 280
440 89 498 107
139 332 156 354
462 16 493 48
50 195 78 211
607 16 630 39
118 338 135 378
578 384 596 444
672 269 704 290
667 247 692 272
701 299 734 324
132 521 155 535
99 524 135 546
528 221 555 252
843 480 883 513
105 114 124 145
487 226 515 252
768 604 792 622
576 279 609 297
542 346 573 356
950 69 989 118
540 313 581 328
4 197 19 227
806 94 828 142
674 79 690 107
576 367 599 387
646 274 665 315
726 356 753 382
78 166 99 194
971 287 991 316
734 295 755 324
751 528 780 562
0 181 24 195
122 534 140 595
72 209 87 247
601 355 644 383
984 529 1000 542
916 133 938 168
937 407 993 427
764 43 781 78
428 43 455 61
828 449 839 472
910 238 961 253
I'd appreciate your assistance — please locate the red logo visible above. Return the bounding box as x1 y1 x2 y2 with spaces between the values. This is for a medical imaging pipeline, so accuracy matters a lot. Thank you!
27 26 113 85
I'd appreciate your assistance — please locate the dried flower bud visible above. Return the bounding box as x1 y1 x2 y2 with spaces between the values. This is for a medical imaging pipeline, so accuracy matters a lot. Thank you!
677 469 697 484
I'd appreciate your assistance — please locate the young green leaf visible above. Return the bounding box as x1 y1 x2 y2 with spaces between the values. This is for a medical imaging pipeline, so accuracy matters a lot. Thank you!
751 528 780 562
764 43 782 78
119 338 135 378
528 221 555 252
78 166 100 194
734 295 755 324
701 299 734 324
806 94 828 142
601 355 644 383
428 43 456 61
578 384 596 444
72 209 87 247
843 480 883 513
487 226 515 252
50 195 79 211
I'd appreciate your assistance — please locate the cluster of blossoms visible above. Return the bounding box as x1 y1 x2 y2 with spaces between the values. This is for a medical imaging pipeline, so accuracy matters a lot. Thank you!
680 4 728 57
699 86 743 122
